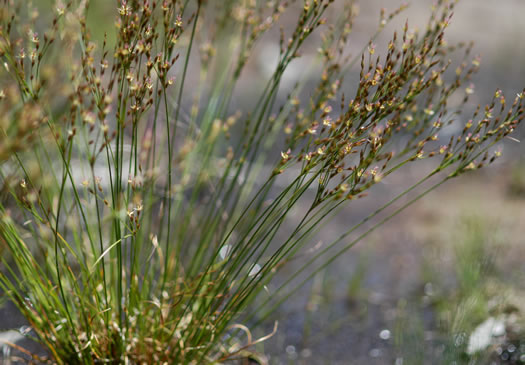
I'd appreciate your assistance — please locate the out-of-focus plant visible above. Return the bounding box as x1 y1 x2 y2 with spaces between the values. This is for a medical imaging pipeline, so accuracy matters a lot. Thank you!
0 0 523 363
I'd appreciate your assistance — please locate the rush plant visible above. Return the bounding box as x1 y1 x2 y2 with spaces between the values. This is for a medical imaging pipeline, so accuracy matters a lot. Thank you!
0 0 523 363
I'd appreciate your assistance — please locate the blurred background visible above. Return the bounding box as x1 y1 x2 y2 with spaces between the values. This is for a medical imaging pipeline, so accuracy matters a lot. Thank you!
2 0 525 364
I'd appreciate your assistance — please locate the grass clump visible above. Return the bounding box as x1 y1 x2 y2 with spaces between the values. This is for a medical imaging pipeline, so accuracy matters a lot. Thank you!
393 215 525 364
0 0 523 363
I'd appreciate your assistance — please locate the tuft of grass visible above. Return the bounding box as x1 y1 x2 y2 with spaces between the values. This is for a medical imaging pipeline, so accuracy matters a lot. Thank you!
0 0 523 363
439 217 499 363
394 214 525 364
508 160 525 197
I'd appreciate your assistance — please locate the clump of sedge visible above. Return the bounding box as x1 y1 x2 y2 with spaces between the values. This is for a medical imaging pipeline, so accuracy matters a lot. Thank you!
0 0 523 364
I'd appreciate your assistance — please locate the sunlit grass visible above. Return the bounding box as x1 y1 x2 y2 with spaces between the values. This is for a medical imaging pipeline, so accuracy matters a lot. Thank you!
0 0 523 363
